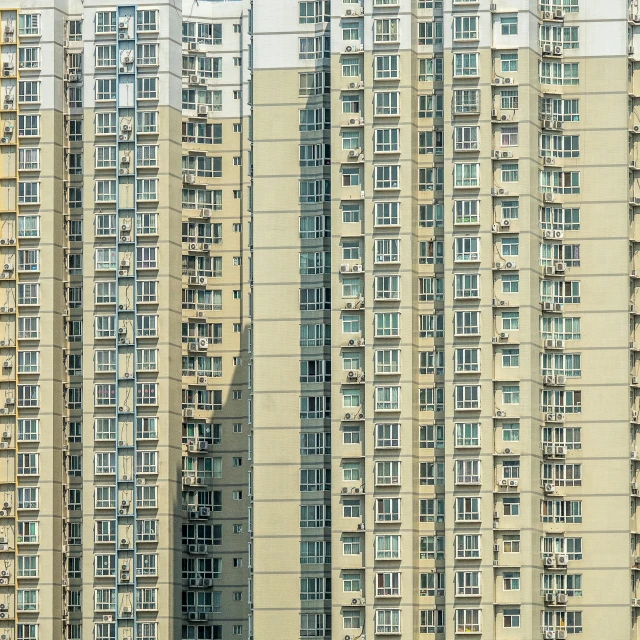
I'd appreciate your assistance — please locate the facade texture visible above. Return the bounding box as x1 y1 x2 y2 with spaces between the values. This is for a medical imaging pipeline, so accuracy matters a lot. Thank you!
0 0 251 639
252 0 635 639
0 0 635 639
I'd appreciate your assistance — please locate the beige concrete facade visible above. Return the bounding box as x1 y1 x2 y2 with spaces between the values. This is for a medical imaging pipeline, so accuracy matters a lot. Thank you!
251 0 640 639
0 0 253 639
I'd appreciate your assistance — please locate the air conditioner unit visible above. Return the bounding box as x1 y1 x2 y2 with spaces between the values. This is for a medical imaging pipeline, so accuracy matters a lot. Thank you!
499 479 508 486
505 261 516 270
556 375 567 385
508 479 519 487
198 105 208 116
546 413 557 422
499 332 508 340
122 606 132 615
545 593 556 603
556 554 569 566
557 593 568 605
555 445 567 456
543 43 553 54
544 556 556 567
494 77 503 85
544 375 556 385
200 208 212 219
121 123 132 133
555 261 566 272
544 483 556 493
120 537 129 546
554 46 563 56
357 523 365 531
496 410 506 418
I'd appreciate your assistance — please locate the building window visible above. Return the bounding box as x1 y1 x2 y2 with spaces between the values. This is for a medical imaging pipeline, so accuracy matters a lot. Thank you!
454 52 479 77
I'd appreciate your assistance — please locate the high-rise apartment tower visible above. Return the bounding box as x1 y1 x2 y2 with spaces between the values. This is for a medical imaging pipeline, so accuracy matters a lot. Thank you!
0 0 252 639
0 0 638 639
252 0 640 639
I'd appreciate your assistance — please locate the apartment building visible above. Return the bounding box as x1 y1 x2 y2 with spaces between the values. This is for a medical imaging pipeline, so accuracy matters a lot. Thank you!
0 0 252 639
252 0 640 639
0 0 637 639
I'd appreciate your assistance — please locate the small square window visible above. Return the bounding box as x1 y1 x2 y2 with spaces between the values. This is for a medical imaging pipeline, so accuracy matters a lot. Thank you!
233 123 242 133
232 390 242 400
233 323 242 333
500 17 518 36
233 423 242 433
